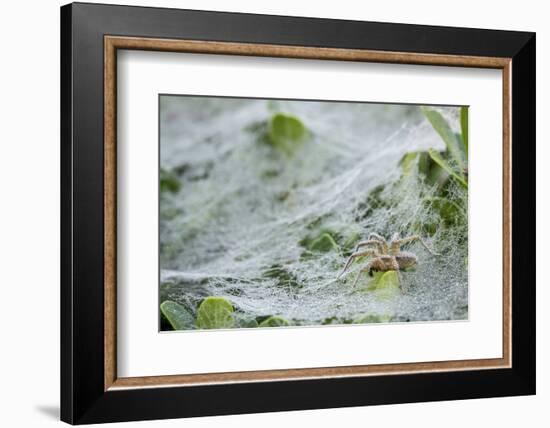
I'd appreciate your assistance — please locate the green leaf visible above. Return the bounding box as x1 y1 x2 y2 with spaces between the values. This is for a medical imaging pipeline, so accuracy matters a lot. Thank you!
235 314 259 328
309 232 339 253
422 108 465 171
460 106 469 156
262 265 301 288
267 113 308 156
364 271 401 300
354 313 393 324
399 152 420 176
196 296 235 330
428 149 468 188
341 230 361 252
259 316 291 328
425 196 465 225
414 152 429 177
160 301 195 330
160 168 181 193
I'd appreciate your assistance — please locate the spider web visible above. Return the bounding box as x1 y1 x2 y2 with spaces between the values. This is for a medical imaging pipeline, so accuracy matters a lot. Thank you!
160 96 468 325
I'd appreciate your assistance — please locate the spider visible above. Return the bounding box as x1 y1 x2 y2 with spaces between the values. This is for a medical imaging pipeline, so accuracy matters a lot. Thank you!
338 232 440 289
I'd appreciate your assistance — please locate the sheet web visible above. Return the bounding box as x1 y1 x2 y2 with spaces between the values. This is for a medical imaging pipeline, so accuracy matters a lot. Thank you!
160 96 468 325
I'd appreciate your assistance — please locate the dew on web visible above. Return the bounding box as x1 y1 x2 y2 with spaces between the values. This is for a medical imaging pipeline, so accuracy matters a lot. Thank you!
160 96 468 325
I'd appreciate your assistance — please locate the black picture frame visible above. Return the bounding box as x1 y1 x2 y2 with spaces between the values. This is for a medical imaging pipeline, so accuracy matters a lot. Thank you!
61 2 535 424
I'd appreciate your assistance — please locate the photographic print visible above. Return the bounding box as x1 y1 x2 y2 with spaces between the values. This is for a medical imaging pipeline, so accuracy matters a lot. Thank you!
159 95 469 331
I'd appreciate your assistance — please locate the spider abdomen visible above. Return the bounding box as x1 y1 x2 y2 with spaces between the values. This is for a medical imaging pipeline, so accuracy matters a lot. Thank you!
395 251 418 270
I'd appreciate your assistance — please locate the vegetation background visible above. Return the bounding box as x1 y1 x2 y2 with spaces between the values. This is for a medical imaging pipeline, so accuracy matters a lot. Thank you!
160 97 469 331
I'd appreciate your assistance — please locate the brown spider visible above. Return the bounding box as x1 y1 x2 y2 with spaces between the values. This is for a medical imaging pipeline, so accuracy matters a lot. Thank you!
338 232 440 288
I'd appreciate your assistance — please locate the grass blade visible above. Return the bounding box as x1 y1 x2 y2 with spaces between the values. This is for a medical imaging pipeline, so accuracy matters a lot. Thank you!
422 107 465 171
460 106 468 156
428 149 468 188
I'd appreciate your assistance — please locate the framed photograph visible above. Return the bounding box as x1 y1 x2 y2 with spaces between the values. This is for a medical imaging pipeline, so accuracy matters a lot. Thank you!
60 2 535 424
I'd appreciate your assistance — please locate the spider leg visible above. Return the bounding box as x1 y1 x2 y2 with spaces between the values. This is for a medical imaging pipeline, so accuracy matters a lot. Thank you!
397 270 408 293
354 239 383 254
395 235 440 256
338 249 376 279
367 232 386 242
388 233 401 254
367 233 389 253
352 267 371 288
